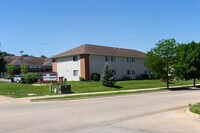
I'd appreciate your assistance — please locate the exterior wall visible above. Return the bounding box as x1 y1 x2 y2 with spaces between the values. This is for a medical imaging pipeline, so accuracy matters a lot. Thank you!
80 54 90 80
89 55 148 80
52 58 57 72
56 56 80 81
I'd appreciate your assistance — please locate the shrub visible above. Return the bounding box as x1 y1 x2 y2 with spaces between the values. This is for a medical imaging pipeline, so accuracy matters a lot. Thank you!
100 63 115 87
20 74 26 84
122 76 130 80
141 74 149 79
21 73 39 84
79 77 85 81
91 73 100 81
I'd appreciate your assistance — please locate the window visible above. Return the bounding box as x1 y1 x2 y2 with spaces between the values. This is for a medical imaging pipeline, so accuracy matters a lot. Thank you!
112 70 116 75
111 56 115 62
127 57 135 63
145 70 148 75
105 56 110 62
127 70 131 75
132 70 136 75
73 70 79 76
73 56 78 61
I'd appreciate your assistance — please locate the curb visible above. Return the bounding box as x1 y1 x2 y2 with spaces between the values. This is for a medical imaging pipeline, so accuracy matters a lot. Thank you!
185 107 200 121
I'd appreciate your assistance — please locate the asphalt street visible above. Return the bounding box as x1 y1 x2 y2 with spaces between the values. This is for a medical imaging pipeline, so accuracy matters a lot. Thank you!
0 90 200 133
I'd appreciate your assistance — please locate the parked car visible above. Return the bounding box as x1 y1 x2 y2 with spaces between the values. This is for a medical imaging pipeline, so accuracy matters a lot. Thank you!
12 75 21 82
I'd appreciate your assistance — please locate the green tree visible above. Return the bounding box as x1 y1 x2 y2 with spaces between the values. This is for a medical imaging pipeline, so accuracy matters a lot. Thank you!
40 55 47 58
7 65 18 76
100 63 115 87
22 54 29 57
174 41 200 86
144 39 177 89
20 64 28 74
0 52 6 73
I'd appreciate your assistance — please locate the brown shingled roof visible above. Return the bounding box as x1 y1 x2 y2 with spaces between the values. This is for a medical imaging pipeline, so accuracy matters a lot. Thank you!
53 44 146 58
4 56 52 66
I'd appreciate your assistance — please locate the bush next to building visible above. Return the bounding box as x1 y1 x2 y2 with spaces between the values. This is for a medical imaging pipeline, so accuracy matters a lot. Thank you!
91 73 100 81
21 73 39 84
79 77 85 81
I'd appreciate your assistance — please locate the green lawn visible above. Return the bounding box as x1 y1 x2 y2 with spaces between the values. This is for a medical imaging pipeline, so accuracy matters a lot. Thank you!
68 79 199 93
0 79 199 98
0 82 52 98
189 103 200 115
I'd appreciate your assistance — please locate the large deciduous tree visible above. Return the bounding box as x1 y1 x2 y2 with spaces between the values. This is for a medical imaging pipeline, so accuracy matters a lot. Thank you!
144 39 177 89
174 41 200 86
0 52 6 73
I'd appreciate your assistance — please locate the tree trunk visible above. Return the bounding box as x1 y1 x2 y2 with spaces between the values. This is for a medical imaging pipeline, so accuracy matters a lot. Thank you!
193 78 196 87
166 66 169 89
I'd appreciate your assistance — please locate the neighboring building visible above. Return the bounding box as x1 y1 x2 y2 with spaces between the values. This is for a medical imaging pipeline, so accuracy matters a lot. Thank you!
0 56 52 78
52 44 149 81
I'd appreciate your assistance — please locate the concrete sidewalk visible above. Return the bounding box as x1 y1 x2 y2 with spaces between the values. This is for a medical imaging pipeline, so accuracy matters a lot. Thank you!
0 78 11 83
1 84 199 103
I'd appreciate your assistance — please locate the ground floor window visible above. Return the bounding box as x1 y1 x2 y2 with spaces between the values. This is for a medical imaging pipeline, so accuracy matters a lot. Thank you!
127 70 136 75
127 70 131 75
112 70 116 75
73 70 79 76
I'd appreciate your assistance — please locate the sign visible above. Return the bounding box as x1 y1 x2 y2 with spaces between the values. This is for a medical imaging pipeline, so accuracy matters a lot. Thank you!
43 73 57 82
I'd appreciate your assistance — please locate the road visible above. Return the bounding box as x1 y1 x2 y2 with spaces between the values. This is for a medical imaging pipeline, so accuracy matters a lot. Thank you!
0 90 200 133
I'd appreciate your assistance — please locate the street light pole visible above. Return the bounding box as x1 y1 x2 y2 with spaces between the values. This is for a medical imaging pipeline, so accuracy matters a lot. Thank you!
19 51 24 65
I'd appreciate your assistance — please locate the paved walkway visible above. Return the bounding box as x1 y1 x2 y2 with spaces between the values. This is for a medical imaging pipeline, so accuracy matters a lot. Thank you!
0 84 199 103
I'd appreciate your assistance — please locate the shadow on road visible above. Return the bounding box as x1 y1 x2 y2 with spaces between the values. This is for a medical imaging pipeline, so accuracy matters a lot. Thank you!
168 86 200 91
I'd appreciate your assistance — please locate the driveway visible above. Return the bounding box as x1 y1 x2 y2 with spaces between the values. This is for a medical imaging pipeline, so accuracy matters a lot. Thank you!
0 90 200 133
0 78 11 82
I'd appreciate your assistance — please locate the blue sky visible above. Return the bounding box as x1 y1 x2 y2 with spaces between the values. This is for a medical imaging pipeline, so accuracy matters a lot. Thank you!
0 0 200 57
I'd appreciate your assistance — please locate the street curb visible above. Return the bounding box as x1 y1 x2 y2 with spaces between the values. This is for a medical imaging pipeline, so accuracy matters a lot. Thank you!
185 107 200 121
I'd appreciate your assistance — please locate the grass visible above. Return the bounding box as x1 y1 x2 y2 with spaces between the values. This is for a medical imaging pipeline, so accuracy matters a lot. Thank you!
67 79 200 93
0 82 53 98
189 103 200 115
0 79 199 98
32 88 166 102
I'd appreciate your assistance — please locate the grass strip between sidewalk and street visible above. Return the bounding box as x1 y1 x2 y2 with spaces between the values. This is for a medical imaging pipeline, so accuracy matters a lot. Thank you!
31 88 166 101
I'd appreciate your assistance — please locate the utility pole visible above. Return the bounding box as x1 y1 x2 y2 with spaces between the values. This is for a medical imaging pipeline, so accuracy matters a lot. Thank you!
19 51 24 65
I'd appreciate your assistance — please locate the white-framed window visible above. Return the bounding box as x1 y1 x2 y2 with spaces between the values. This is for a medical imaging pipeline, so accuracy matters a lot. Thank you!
111 56 115 62
127 57 135 63
127 70 131 75
73 56 78 61
73 70 79 76
112 70 116 75
105 56 110 62
105 56 115 62
132 70 136 75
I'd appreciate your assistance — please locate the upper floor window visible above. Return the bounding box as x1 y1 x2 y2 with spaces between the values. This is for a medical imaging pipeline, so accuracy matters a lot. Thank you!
111 56 115 62
105 56 115 62
73 56 78 61
105 56 110 62
127 57 135 63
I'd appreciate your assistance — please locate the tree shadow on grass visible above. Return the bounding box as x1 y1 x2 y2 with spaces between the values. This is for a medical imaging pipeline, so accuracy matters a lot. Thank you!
109 85 123 89
168 86 200 91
